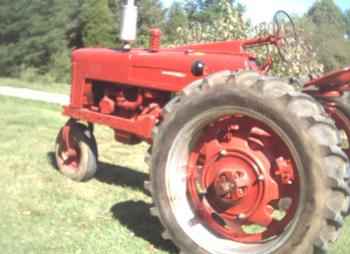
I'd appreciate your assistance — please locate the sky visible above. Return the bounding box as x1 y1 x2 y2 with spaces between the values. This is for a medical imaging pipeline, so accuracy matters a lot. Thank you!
161 0 349 24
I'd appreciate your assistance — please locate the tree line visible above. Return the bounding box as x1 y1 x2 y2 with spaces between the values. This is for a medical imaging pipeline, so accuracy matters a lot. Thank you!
0 0 349 83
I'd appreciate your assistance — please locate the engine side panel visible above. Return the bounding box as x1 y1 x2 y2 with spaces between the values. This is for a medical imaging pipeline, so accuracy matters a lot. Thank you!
66 47 251 143
70 48 249 107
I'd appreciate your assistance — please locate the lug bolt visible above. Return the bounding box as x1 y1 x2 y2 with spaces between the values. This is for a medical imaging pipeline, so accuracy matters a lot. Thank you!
220 149 228 156
196 181 207 195
237 213 247 220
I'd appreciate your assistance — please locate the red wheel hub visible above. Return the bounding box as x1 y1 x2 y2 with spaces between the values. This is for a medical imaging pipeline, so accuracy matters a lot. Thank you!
187 115 300 243
57 126 81 171
213 168 250 203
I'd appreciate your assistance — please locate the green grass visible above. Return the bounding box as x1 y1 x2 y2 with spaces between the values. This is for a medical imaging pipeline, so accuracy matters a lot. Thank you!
0 96 349 254
0 77 69 94
0 96 175 254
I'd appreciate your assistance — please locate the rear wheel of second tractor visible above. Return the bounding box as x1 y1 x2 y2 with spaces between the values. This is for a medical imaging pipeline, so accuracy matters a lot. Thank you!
147 71 349 254
322 92 350 214
324 92 350 158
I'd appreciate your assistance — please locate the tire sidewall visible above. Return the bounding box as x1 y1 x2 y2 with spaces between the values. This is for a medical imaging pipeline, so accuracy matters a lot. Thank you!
152 87 326 254
55 124 97 182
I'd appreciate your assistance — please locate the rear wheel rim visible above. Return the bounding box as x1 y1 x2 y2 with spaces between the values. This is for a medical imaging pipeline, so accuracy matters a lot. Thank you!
165 107 304 254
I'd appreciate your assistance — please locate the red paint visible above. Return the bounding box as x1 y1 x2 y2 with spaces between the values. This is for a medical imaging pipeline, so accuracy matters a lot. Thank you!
57 122 81 172
64 34 284 142
99 96 115 114
186 115 300 243
305 66 350 89
149 28 161 52
59 28 350 244
64 25 350 145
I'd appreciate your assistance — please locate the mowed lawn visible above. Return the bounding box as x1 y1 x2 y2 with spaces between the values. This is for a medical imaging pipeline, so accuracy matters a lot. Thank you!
0 95 350 254
0 96 176 254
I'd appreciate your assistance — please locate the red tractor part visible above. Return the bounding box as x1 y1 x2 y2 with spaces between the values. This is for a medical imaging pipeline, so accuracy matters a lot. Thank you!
147 73 348 254
305 64 350 96
186 115 298 243
55 121 98 182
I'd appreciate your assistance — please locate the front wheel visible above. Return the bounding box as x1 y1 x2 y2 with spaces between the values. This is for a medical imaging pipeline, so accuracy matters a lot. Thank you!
55 122 98 182
148 72 349 254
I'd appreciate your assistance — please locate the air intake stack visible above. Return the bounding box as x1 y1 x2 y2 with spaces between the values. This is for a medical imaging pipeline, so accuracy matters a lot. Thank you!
120 0 138 48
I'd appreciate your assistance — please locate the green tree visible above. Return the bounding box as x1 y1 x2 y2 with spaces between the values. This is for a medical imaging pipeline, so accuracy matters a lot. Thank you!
136 0 165 46
0 0 74 78
184 0 242 23
307 0 346 30
345 9 350 38
164 2 188 43
306 0 350 71
176 0 249 44
80 0 116 47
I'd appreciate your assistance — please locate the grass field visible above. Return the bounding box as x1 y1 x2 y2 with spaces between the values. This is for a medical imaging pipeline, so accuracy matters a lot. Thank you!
0 95 349 254
0 77 69 94
0 96 176 254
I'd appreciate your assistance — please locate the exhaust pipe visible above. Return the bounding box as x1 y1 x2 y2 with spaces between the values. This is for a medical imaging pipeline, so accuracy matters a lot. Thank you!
120 0 138 48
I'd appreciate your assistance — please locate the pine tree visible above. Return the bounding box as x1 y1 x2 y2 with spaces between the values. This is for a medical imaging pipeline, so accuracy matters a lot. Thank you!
0 0 73 77
80 0 116 47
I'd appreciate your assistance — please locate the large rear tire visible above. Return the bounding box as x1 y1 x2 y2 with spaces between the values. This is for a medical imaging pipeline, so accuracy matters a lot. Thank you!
325 92 350 158
147 71 349 254
322 92 350 215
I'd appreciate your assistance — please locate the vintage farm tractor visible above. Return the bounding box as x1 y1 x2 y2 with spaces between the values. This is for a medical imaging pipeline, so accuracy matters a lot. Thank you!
54 1 350 254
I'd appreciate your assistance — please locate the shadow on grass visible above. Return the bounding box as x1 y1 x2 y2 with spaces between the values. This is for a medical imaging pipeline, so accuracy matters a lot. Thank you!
47 152 149 194
48 152 174 251
111 201 177 253
95 162 149 194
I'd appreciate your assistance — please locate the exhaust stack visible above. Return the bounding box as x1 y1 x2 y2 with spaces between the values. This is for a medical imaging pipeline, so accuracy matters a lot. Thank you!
120 0 138 46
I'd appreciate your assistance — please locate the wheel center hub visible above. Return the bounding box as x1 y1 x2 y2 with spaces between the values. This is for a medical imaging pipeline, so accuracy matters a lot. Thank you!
214 169 250 203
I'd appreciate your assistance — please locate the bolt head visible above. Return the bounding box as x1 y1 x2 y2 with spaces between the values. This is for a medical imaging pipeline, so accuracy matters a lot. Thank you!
237 213 247 220
220 149 228 156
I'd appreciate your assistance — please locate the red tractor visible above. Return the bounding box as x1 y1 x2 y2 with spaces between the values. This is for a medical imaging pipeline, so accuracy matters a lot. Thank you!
54 2 350 254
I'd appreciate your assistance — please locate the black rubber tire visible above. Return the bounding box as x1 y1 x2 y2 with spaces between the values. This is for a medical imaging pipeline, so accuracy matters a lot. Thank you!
323 92 350 215
147 71 350 254
55 122 98 182
325 92 350 163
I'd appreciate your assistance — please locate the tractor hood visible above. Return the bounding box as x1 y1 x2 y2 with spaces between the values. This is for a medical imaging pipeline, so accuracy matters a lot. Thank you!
72 47 251 92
